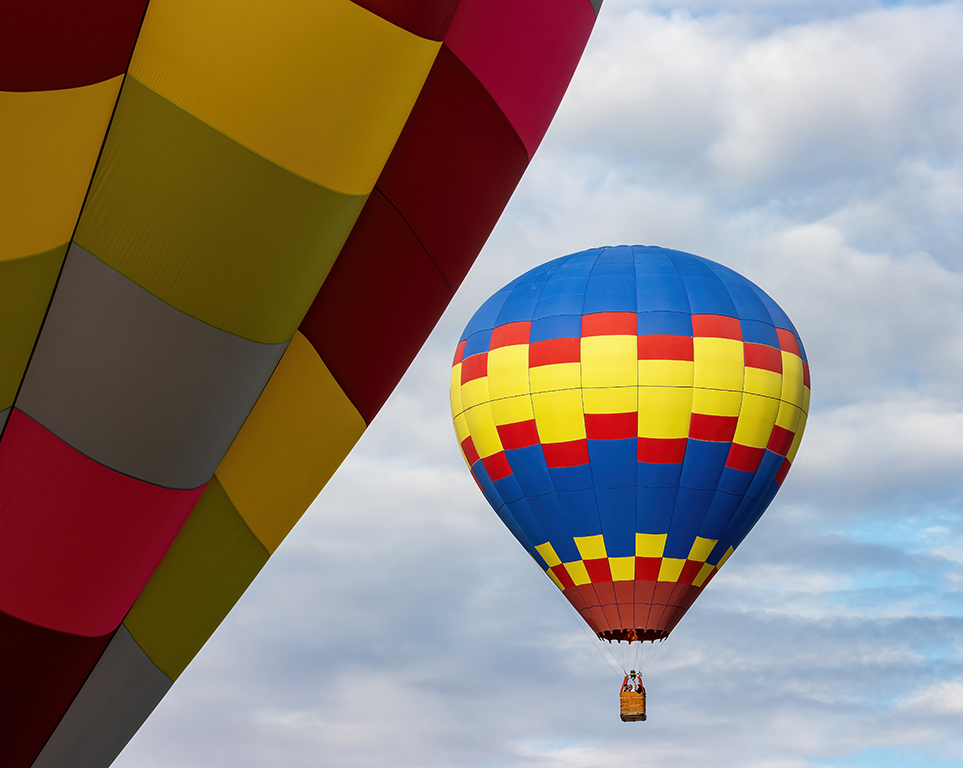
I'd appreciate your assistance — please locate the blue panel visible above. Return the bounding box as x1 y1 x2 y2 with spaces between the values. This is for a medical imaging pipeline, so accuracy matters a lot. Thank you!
637 310 693 336
497 499 537 554
680 439 730 490
582 277 637 314
661 248 706 268
471 461 505 514
526 493 579 561
636 269 691 313
697 489 743 540
636 486 679 534
746 450 783 501
631 245 674 265
534 276 589 316
461 288 511 340
506 444 554 497
492 472 524 505
497 270 553 326
599 245 635 263
664 487 714 558
715 270 773 323
717 465 754 496
638 460 684 488
588 438 636 489
557 488 602 536
530 313 582 342
549 462 595 492
740 319 780 347
748 281 798 336
504 496 549 554
677 267 739 317
597 486 636 557
463 328 493 357
728 493 775 552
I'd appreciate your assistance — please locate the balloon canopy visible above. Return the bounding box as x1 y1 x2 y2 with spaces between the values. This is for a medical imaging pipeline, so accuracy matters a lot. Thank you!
451 245 809 642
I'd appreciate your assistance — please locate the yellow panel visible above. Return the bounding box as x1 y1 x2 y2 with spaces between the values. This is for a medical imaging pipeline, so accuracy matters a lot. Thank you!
0 78 122 261
658 558 686 582
124 478 269 679
130 0 440 193
532 389 585 443
583 386 637 415
692 563 715 587
716 545 735 569
0 246 67 410
75 78 367 344
487 345 531 400
787 411 808 462
636 533 667 558
743 366 782 399
450 365 464 418
581 336 637 388
609 556 635 581
693 337 744 391
463 403 503 459
215 332 366 552
687 536 717 563
575 534 607 560
691 387 742 417
460 376 491 412
536 542 561 568
489 394 535 426
638 359 693 387
530 362 580 393
780 352 805 408
564 560 592 586
733 393 780 448
774 400 803 434
638 386 693 439
453 413 471 449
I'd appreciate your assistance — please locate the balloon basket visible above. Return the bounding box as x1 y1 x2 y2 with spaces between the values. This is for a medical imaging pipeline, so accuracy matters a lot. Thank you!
620 689 646 722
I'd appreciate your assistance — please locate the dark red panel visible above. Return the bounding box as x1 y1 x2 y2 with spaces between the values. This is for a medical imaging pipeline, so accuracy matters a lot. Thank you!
444 0 596 155
530 337 580 367
300 190 452 423
775 457 792 486
726 443 765 472
564 584 590 612
460 352 488 383
497 419 540 450
582 312 636 337
767 426 795 456
376 45 530 290
480 451 512 482
542 439 590 468
550 564 576 590
490 321 531 349
0 0 148 91
692 314 742 340
453 339 467 365
688 414 739 442
0 410 205 636
678 559 703 585
803 361 811 388
776 328 801 355
461 436 480 465
350 0 461 41
744 342 782 373
0 610 112 768
635 557 661 581
638 334 693 361
585 412 636 441
637 437 687 464
585 558 613 583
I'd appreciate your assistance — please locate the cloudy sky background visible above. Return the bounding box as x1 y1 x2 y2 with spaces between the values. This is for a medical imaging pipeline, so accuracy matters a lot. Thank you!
114 2 963 766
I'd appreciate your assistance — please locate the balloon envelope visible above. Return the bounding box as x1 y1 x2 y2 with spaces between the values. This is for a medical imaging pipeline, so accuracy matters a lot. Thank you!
451 245 810 642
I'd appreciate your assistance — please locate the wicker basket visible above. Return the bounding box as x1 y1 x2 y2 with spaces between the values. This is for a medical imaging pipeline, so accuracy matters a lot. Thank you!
620 690 647 722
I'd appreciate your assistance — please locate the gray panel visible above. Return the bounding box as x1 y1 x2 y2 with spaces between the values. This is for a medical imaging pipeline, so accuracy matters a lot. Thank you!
30 627 172 768
0 407 8 432
590 0 602 16
17 245 289 489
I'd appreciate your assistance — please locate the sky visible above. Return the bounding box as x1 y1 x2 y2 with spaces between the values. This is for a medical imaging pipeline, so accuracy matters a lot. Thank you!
113 2 963 767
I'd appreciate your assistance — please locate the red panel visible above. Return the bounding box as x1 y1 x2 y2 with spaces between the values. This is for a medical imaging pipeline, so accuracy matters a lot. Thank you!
582 312 636 337
445 0 596 155
529 337 580 367
550 564 575 590
599 604 622 632
678 559 703 585
453 339 467 365
638 334 693 361
776 328 801 355
460 436 480 465
744 342 782 373
634 580 658 606
497 419 540 450
376 45 530 290
300 190 452 424
635 557 662 581
0 410 205 636
726 443 765 472
803 361 811 388
542 439 589 468
0 0 148 91
637 437 687 464
692 314 742 340
491 321 531 348
480 451 512 482
460 352 488 384
593 580 616 604
564 583 591 612
350 0 461 41
775 457 792 486
767 425 795 456
0 610 113 768
585 558 611 584
586 605 610 633
585 412 636 441
688 414 739 442
613 582 636 629
578 607 600 634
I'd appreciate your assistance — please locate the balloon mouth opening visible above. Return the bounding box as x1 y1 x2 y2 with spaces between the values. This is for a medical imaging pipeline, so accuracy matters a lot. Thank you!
599 629 668 643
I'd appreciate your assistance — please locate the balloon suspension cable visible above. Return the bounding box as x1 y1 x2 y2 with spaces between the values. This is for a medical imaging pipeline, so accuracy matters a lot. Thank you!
542 572 627 678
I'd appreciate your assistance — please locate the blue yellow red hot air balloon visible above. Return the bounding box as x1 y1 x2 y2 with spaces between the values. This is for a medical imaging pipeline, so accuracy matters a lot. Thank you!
451 245 810 700
0 0 601 765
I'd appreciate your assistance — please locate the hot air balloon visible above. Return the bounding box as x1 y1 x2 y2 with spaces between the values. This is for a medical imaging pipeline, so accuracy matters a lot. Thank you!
450 245 810 717
0 1 601 765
